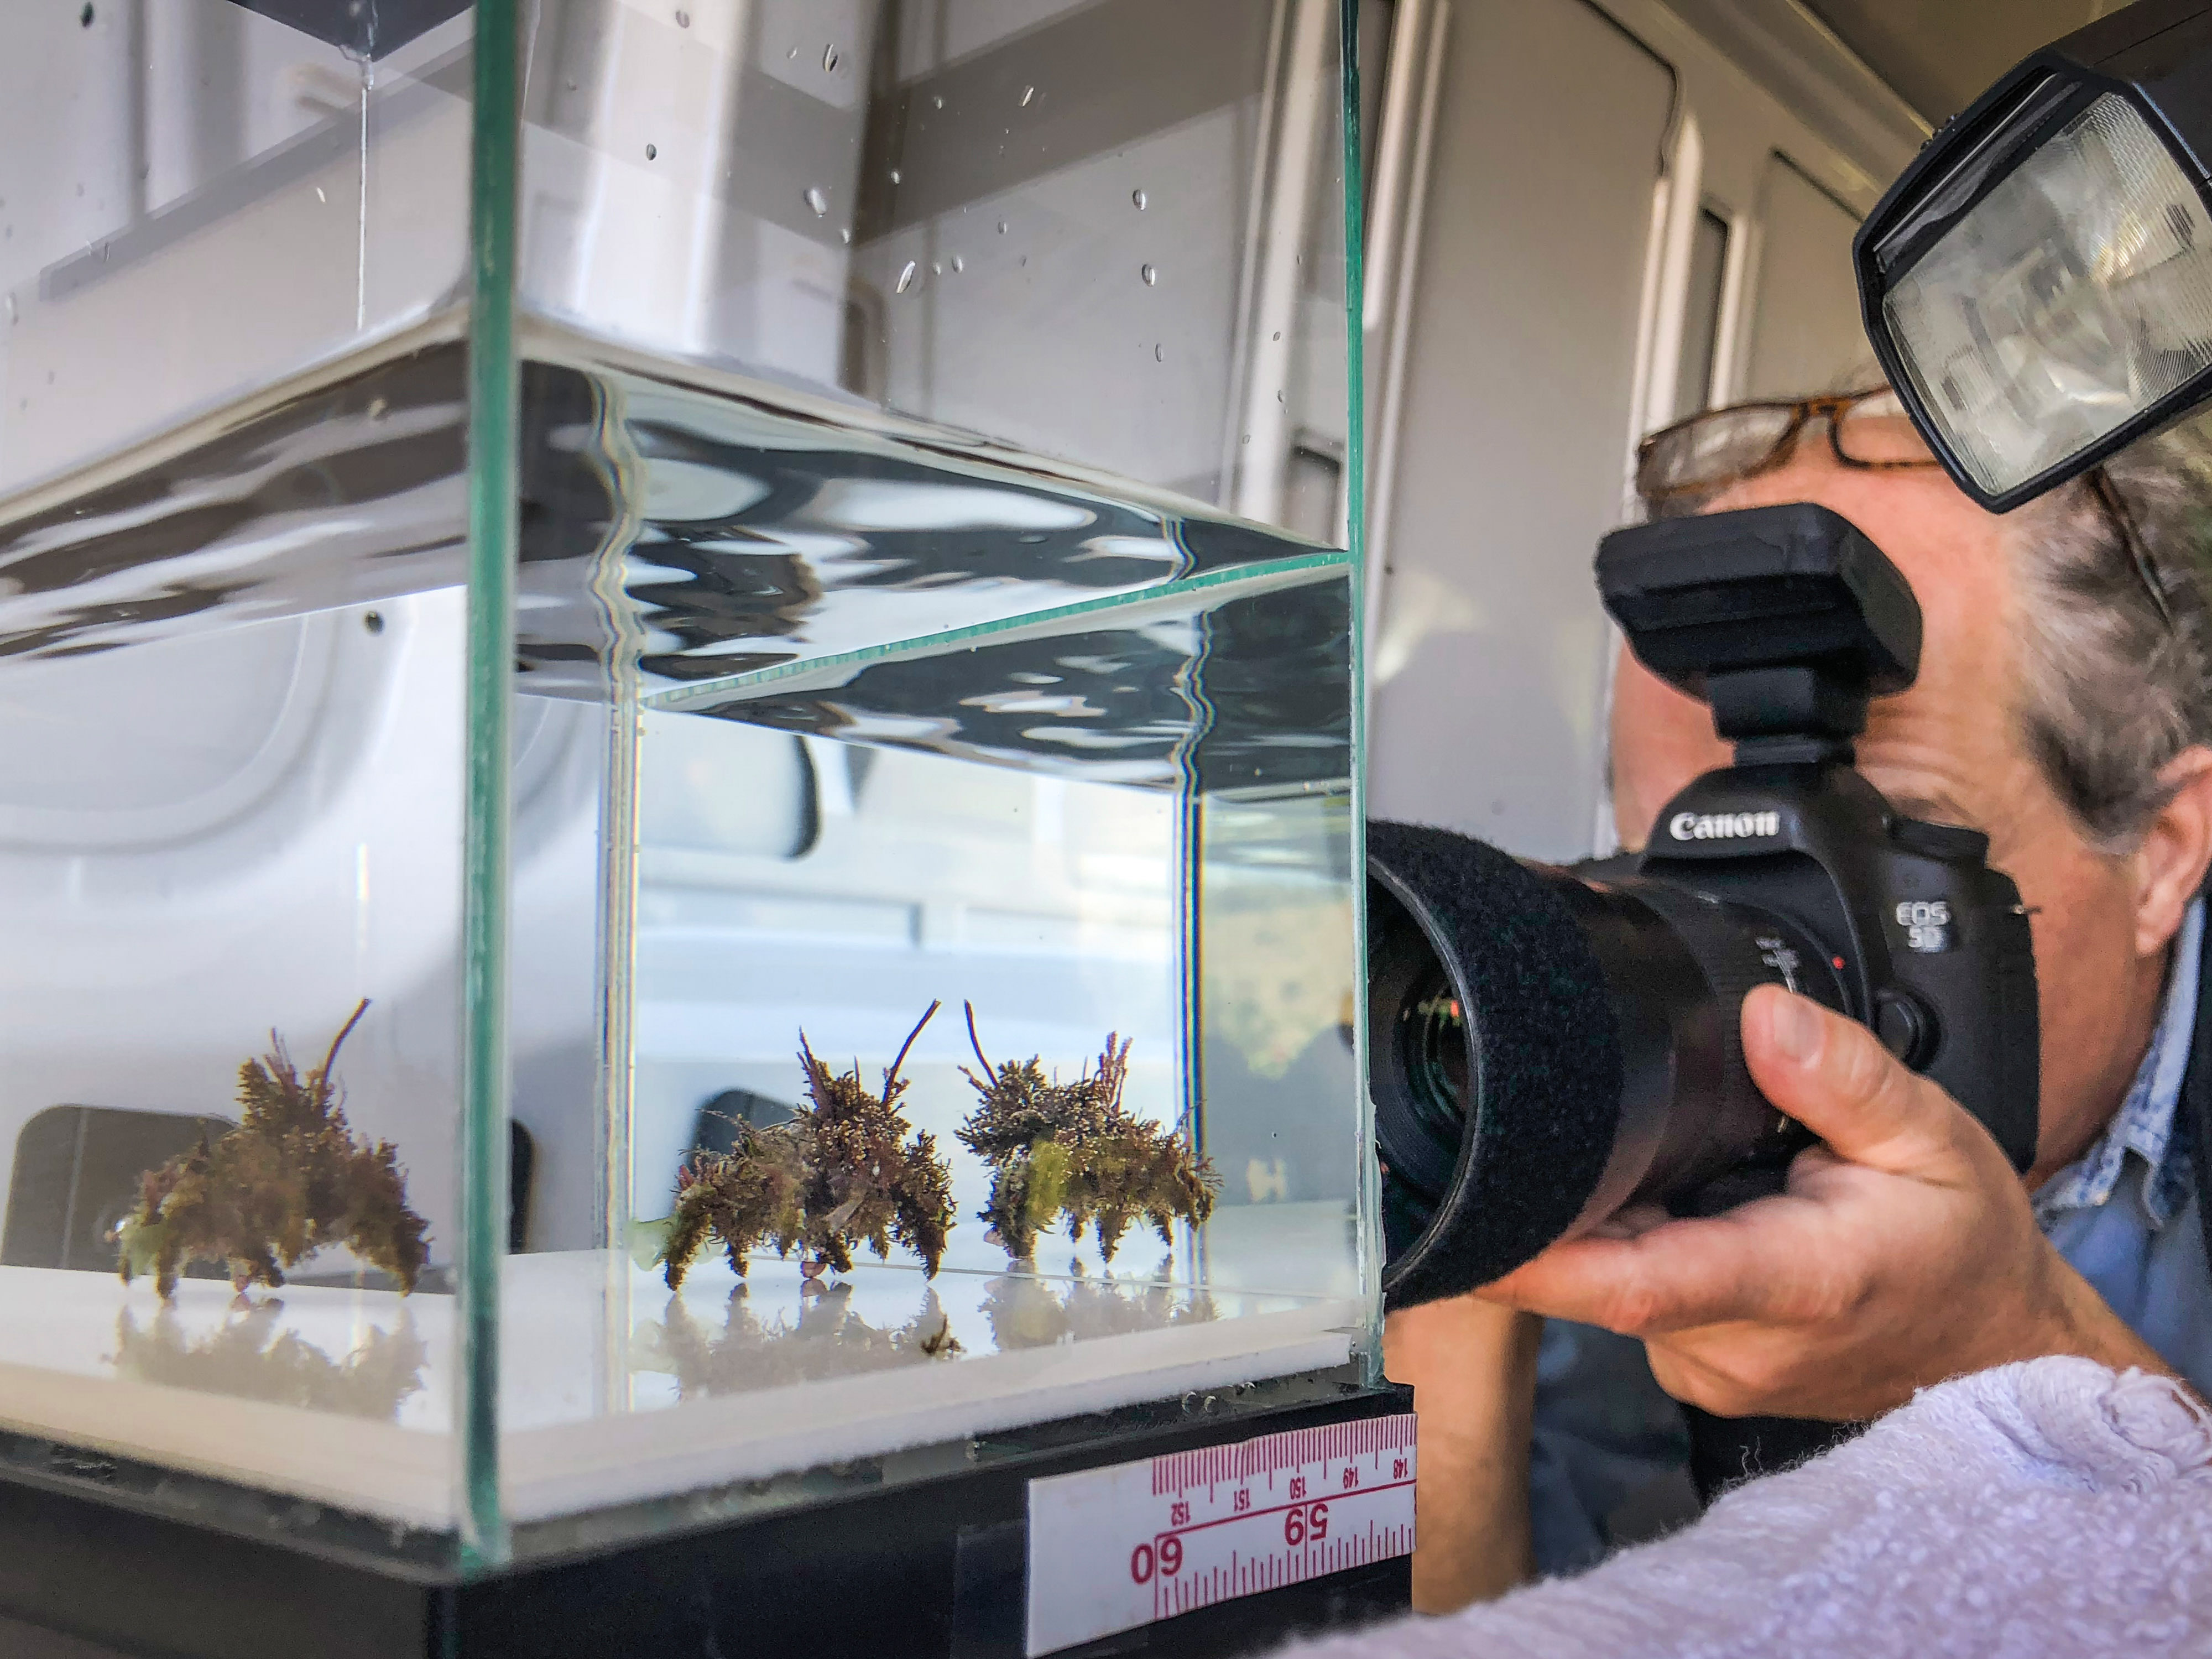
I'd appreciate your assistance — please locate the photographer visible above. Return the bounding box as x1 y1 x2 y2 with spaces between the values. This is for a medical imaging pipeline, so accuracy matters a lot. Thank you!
1391 385 2212 1611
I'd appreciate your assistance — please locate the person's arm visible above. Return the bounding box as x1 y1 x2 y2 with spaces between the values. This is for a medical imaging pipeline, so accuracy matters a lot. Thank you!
1383 1295 1542 1611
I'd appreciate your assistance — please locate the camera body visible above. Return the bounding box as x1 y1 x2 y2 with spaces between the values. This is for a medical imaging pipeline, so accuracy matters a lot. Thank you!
1606 500 2038 1181
1370 502 2040 1310
1634 761 2039 1183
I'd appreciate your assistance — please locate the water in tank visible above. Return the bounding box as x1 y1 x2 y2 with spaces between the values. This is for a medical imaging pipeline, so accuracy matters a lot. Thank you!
0 0 1365 1554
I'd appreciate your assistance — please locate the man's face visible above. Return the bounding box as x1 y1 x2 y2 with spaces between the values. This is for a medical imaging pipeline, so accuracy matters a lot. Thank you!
1608 446 2163 1181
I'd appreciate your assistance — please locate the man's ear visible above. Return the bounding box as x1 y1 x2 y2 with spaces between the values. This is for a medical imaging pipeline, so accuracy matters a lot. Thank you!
2133 745 2212 958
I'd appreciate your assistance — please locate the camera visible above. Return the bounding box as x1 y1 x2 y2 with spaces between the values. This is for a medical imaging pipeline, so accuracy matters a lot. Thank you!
1370 503 2041 1310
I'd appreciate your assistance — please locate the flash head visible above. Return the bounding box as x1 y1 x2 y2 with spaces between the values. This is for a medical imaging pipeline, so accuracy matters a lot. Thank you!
1856 1 2212 511
1598 503 1922 759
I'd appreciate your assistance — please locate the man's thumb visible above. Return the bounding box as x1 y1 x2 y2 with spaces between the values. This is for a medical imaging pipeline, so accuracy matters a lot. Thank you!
1740 984 1954 1173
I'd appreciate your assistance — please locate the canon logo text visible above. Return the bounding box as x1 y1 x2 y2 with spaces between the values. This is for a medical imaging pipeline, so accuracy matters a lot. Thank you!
1668 810 1781 842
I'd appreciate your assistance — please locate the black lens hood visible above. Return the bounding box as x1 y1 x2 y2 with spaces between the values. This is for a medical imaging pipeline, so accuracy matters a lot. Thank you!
1369 821 1626 1308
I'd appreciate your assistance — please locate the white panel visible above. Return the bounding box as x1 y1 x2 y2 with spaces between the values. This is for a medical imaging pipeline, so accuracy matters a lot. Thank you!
1365 0 1673 859
1743 153 1870 399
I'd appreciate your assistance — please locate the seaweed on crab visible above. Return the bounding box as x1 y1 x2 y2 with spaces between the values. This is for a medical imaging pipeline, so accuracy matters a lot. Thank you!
117 1000 430 1302
650 1004 957 1291
954 1004 1219 1264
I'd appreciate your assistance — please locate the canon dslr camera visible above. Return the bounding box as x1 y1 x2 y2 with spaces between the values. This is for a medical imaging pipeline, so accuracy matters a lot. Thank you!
1370 502 2040 1310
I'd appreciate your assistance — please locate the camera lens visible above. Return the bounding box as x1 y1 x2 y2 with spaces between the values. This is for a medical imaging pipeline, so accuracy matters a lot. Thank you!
1369 820 1843 1310
1402 972 1467 1140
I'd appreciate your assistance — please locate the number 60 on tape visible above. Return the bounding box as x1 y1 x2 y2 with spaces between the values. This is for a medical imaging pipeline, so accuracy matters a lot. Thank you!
1024 1415 1417 1656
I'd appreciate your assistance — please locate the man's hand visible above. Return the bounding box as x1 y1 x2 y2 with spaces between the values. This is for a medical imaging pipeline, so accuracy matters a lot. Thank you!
1476 984 2174 1420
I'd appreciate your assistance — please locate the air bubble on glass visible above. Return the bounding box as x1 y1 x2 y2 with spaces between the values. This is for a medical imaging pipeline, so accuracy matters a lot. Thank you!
897 260 919 294
823 44 841 72
1132 189 1147 210
1141 264 1157 285
806 186 828 217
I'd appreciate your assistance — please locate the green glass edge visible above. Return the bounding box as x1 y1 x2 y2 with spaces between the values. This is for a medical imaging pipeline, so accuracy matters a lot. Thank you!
461 0 521 1572
1339 0 1383 1367
640 550 1352 713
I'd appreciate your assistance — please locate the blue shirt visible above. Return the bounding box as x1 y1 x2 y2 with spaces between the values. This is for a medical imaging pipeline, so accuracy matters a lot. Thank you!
1528 899 2212 1575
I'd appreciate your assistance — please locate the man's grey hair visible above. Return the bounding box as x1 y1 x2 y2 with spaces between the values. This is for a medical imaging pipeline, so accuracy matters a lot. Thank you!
2009 422 2212 852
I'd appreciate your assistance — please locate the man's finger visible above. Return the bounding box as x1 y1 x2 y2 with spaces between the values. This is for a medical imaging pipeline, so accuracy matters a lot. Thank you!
1475 1203 1802 1333
1740 984 1959 1174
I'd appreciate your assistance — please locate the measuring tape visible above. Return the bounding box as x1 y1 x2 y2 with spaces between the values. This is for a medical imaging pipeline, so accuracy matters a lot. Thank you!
1025 1413 1417 1656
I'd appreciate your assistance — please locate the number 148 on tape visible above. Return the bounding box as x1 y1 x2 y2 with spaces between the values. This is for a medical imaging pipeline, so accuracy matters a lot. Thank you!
1025 1414 1417 1656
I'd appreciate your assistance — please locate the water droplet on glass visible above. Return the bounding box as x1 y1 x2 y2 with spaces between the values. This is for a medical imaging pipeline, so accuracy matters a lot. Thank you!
1141 264 1157 285
805 186 827 217
79 3 93 25
932 260 943 275
1154 343 1163 363
889 168 902 185
3 295 14 325
1019 255 1029 267
565 77 578 90
932 94 945 109
1132 189 1147 210
997 219 1009 234
367 397 388 421
787 45 797 59
675 8 689 24
896 260 918 294
951 254 966 273
1276 389 1286 403
645 143 658 160
823 44 841 72
315 186 327 204
1272 330 1282 341
1021 85 1036 107
1241 433 1252 445
840 227 852 244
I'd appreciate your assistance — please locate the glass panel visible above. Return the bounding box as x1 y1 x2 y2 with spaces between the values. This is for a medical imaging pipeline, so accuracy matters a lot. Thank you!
0 0 477 1557
515 0 1350 527
0 0 1361 1560
497 0 1365 1540
0 0 474 497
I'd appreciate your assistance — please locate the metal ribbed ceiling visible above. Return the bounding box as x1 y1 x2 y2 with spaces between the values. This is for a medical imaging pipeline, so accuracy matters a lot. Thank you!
1801 0 2111 123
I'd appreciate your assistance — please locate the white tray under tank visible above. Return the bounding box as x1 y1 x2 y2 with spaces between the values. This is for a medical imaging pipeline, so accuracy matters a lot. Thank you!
0 1202 1360 1529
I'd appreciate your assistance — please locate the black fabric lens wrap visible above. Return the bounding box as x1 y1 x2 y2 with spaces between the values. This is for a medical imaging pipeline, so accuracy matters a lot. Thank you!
1371 821 1626 1308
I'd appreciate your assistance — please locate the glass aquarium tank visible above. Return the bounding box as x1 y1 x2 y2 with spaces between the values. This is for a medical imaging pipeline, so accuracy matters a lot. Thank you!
0 0 1367 1579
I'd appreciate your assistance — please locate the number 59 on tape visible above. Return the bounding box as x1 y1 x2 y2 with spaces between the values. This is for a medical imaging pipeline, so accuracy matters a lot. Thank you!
1025 1414 1417 1656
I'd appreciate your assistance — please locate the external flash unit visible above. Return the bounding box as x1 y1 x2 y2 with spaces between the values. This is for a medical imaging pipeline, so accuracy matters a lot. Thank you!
1855 0 2212 512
